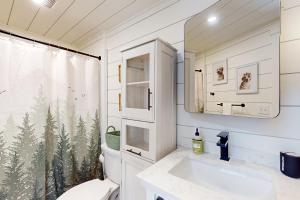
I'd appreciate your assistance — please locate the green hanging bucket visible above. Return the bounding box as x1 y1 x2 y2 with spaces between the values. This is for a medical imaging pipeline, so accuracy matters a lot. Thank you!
105 126 120 151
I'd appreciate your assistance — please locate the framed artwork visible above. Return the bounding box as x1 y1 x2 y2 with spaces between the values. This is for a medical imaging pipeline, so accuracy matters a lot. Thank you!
236 62 258 94
212 60 228 85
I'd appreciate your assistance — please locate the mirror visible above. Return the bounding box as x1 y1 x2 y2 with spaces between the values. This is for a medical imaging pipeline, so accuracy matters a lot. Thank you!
184 0 280 118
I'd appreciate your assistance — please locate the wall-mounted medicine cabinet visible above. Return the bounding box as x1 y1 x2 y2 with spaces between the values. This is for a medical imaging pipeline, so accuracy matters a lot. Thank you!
184 0 280 118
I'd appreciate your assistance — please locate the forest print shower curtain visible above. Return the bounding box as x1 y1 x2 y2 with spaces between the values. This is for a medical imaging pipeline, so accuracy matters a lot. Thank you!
0 33 103 200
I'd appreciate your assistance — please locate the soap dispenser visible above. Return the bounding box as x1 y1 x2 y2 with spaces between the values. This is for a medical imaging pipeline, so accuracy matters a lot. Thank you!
192 128 204 155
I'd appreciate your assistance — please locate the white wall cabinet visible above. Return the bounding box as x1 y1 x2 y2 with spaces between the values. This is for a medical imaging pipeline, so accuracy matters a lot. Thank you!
121 39 177 162
122 42 155 122
121 39 177 200
121 151 153 200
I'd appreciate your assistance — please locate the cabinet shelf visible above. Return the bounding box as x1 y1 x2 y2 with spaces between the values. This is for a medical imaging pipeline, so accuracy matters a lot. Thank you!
128 65 145 71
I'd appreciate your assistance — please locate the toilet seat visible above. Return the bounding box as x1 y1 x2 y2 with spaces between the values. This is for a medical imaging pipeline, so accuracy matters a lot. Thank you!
57 179 119 200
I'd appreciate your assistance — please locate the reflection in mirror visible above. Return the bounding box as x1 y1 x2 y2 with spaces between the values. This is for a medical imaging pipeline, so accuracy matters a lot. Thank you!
184 53 205 113
184 0 280 118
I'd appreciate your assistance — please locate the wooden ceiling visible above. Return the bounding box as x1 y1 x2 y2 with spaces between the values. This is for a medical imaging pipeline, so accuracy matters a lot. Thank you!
0 0 163 48
185 0 280 53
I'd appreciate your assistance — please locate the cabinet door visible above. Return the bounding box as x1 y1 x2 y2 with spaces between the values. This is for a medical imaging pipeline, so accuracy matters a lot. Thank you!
121 152 152 200
122 42 155 122
122 119 155 161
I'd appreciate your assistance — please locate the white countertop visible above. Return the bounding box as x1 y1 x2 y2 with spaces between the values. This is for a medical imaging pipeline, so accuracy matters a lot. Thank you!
137 148 300 200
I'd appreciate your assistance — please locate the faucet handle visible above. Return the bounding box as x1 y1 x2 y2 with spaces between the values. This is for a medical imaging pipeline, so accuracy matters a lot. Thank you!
217 131 229 143
217 131 228 138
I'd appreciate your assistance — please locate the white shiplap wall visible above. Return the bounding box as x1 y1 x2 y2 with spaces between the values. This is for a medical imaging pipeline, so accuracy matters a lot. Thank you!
83 0 300 169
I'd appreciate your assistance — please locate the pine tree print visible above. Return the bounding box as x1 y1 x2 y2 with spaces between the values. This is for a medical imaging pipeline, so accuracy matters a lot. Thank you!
55 99 62 136
12 113 37 168
0 131 7 182
88 135 98 179
69 146 79 187
31 178 43 200
52 124 71 196
52 156 65 197
68 105 77 145
44 107 57 200
85 112 92 133
88 110 104 180
0 190 7 200
23 170 35 199
91 110 101 153
30 142 45 197
31 142 46 180
3 115 18 143
0 191 7 200
79 157 89 183
3 152 26 200
59 124 72 181
74 116 87 164
45 162 56 200
31 85 48 138
44 107 58 165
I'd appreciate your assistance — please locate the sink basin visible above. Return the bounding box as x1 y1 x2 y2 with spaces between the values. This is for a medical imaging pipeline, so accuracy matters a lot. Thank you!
169 156 276 200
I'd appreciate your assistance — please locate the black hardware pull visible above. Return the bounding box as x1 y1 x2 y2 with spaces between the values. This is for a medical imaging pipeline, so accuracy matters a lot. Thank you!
127 149 142 156
195 69 202 72
232 103 245 107
148 88 152 110
217 103 223 106
210 92 215 96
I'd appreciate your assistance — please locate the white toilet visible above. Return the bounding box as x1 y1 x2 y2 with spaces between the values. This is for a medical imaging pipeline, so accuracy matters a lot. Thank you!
58 143 121 200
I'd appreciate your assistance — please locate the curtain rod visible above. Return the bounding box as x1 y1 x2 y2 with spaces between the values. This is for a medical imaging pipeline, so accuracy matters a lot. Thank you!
0 29 101 61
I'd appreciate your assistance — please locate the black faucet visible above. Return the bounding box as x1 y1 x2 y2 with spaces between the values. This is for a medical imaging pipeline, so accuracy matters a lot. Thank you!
217 131 230 161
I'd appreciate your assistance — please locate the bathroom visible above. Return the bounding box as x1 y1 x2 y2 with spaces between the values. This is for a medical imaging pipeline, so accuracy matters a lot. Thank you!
0 0 299 199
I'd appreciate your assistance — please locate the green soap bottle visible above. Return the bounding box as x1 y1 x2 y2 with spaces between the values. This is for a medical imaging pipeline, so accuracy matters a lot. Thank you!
192 128 204 155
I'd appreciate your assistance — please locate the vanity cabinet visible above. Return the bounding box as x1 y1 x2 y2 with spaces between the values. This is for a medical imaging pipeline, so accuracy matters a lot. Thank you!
121 39 177 200
121 151 153 200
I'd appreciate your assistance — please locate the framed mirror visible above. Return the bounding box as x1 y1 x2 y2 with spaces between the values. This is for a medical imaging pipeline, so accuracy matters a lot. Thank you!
184 0 280 118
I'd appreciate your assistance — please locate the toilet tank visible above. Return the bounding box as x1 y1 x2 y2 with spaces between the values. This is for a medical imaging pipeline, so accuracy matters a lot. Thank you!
101 143 121 184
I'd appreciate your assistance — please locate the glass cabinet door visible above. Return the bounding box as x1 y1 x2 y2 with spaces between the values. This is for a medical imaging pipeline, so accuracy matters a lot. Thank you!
122 42 155 122
122 119 155 160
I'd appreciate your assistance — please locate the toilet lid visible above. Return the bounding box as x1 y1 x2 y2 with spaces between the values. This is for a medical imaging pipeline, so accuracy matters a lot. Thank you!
57 179 119 200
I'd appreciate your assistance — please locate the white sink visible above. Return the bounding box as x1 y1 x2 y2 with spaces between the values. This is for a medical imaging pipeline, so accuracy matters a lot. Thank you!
169 156 276 200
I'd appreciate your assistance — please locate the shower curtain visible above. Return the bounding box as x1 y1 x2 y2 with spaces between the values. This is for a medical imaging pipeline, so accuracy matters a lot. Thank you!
0 33 103 200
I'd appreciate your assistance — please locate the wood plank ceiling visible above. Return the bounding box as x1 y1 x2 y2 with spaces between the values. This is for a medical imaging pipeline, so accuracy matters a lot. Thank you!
0 0 163 48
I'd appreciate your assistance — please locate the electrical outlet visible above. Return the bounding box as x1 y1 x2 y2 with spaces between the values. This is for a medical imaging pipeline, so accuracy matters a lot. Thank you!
258 105 270 115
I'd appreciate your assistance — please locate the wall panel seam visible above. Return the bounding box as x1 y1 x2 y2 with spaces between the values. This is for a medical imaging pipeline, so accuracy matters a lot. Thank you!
176 124 300 141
